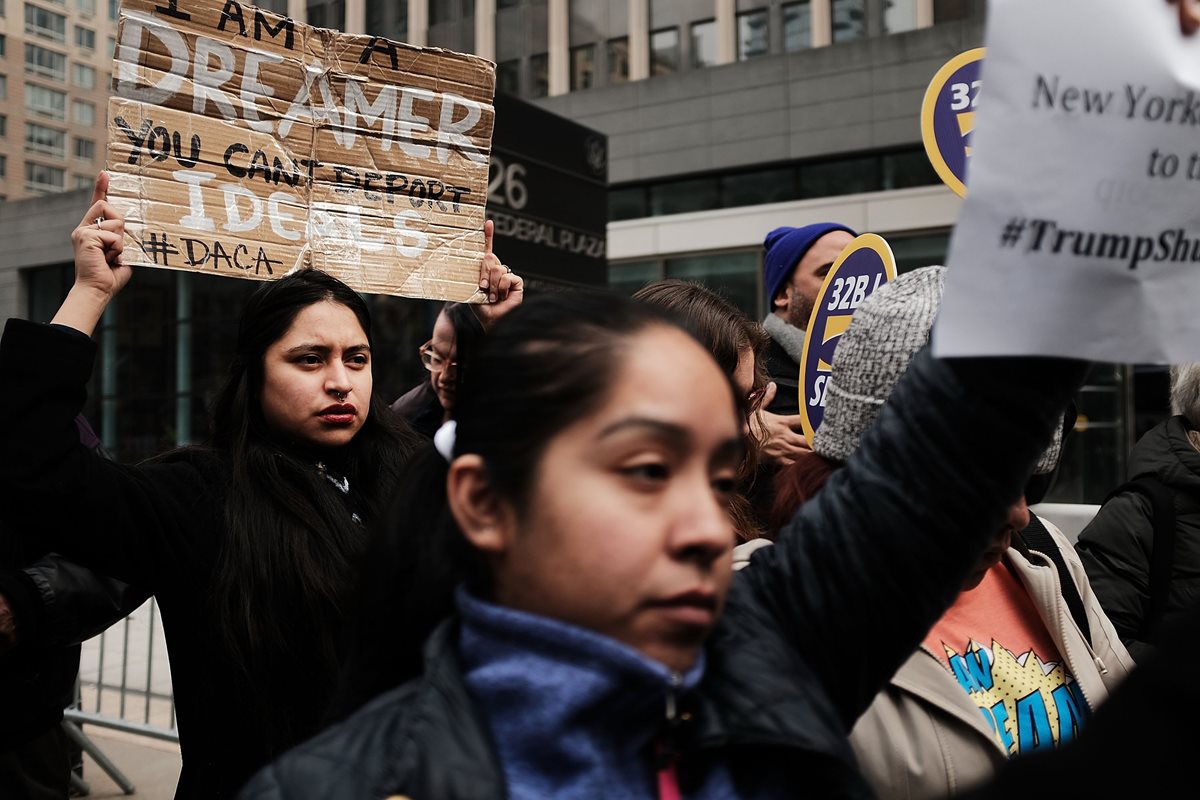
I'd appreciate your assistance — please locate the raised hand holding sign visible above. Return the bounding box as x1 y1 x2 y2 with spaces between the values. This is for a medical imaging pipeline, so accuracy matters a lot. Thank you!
797 234 897 445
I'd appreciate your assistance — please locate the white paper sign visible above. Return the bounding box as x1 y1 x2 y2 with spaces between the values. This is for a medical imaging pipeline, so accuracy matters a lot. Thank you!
934 0 1200 364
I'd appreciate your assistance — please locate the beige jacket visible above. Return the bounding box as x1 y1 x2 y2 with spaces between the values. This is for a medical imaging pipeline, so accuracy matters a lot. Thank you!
847 518 1135 800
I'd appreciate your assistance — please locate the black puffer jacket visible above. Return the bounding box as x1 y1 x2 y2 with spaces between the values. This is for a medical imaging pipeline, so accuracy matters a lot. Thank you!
1076 415 1200 662
240 350 1083 800
0 555 147 751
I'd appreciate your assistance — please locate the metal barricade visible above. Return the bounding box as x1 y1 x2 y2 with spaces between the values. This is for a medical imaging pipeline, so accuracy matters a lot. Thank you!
64 597 177 796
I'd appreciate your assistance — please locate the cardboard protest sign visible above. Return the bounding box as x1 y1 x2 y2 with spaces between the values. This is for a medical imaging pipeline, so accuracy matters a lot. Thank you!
921 48 984 198
106 0 495 300
797 234 897 444
935 0 1200 363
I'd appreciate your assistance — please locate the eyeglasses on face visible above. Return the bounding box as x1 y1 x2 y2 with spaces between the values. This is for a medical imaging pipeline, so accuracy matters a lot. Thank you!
419 341 459 376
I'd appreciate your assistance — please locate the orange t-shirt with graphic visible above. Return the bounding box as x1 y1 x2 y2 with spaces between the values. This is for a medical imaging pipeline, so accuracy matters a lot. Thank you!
921 560 1087 756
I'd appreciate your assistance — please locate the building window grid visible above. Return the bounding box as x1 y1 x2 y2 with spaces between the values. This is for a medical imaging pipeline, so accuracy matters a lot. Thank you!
75 25 95 49
72 62 95 89
783 2 812 52
72 98 94 125
606 37 629 85
76 0 95 14
0 34 6 57
73 136 94 161
25 161 65 192
25 121 65 156
736 10 769 61
529 52 548 98
569 43 595 91
25 82 66 118
607 147 940 222
24 43 66 80
25 4 68 42
650 27 679 75
690 20 716 69
831 0 867 43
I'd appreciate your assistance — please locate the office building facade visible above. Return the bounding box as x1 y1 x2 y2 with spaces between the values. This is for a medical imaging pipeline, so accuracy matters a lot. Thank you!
0 0 117 201
0 0 1143 501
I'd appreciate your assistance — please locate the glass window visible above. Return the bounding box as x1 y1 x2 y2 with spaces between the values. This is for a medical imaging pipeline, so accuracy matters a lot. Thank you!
72 98 95 125
0 33 6 56
831 0 866 43
0 155 6 177
722 167 799 207
783 2 811 52
108 0 117 20
529 52 548 98
0 114 6 136
737 10 769 61
25 4 67 41
609 260 660 297
497 0 520 7
882 149 939 189
72 62 95 89
650 28 679 76
496 59 520 95
74 173 93 190
608 186 647 221
650 176 719 215
25 44 66 80
73 136 94 160
799 154 878 198
690 20 716 68
25 122 65 156
25 82 66 118
76 0 95 13
25 161 64 192
366 0 407 40
884 0 917 33
607 37 629 85
106 35 114 58
933 0 970 23
0 75 6 100
430 0 462 25
570 44 595 91
306 0 345 29
887 232 950 273
75 25 94 49
665 251 761 319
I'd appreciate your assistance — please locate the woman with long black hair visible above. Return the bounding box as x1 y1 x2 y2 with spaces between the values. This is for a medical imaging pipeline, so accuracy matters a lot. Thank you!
0 173 512 798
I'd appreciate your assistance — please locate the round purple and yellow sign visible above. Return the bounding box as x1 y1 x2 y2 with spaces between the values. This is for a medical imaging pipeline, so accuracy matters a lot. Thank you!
798 233 897 445
921 48 985 199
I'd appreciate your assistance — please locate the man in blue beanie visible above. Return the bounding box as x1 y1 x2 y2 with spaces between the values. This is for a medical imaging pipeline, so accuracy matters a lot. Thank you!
761 222 856 416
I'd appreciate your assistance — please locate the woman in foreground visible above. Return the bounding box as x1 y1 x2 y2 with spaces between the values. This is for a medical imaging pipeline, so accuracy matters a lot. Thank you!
240 289 1079 799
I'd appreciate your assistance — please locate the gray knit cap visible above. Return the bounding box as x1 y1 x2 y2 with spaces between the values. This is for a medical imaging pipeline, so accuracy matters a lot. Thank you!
811 265 1063 474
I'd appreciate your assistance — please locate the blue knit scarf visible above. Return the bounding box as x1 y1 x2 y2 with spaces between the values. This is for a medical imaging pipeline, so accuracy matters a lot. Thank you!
457 588 739 799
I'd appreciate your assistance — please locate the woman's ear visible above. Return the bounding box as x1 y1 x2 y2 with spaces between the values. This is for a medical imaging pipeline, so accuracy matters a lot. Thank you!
447 454 514 554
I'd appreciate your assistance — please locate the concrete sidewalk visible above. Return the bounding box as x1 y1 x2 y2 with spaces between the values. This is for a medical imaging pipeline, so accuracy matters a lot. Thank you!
77 728 181 800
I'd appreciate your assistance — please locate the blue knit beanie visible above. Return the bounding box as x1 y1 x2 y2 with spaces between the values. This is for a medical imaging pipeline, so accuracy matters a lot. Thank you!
763 223 858 304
